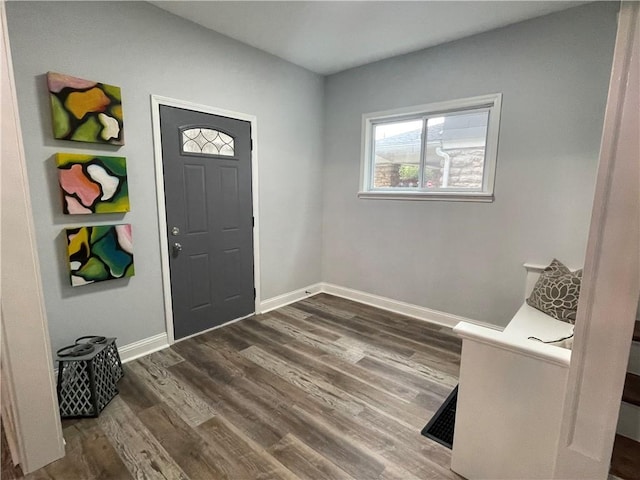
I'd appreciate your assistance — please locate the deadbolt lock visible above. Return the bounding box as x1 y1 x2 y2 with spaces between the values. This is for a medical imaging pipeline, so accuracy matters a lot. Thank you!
171 226 180 236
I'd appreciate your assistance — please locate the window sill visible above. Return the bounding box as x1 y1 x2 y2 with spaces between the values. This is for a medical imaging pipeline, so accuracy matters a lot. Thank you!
357 191 494 203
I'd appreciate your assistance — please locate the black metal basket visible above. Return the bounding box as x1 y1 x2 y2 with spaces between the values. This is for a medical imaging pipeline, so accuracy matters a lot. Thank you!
56 337 123 418
75 336 124 382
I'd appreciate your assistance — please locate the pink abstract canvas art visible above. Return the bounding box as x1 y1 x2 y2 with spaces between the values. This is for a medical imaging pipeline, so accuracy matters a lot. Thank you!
56 153 129 214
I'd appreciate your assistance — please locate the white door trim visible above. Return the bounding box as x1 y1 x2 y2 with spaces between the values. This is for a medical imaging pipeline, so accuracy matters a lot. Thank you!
1 0 65 471
150 95 261 344
553 2 640 477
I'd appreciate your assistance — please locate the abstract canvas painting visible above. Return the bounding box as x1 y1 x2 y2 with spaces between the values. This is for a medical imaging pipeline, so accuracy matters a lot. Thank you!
57 153 130 214
47 72 124 145
66 224 134 287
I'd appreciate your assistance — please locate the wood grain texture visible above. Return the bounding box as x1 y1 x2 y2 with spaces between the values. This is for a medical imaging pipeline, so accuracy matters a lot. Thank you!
23 294 462 479
140 348 185 369
610 434 640 480
622 372 640 408
268 434 356 480
25 420 131 480
241 345 366 417
96 397 189 480
259 314 365 362
137 403 226 480
116 365 162 415
128 357 216 427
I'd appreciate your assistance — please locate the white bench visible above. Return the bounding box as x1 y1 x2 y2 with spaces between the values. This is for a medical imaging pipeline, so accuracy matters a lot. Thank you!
450 264 574 479
504 302 574 345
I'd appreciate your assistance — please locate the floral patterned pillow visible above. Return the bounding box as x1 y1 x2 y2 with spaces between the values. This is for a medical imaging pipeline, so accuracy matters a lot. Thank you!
526 259 582 324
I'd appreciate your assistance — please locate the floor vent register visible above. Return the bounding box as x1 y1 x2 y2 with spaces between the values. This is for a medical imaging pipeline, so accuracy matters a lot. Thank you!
420 385 458 449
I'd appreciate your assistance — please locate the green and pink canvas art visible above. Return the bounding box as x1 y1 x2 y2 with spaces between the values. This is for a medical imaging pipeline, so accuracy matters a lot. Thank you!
47 72 124 145
66 224 134 287
57 153 129 214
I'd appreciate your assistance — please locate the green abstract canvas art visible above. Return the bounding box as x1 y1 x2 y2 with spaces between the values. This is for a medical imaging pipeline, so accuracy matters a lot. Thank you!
57 153 129 214
66 224 134 287
47 72 124 145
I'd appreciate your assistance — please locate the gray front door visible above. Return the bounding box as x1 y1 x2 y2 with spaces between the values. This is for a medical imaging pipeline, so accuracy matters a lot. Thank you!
160 105 254 340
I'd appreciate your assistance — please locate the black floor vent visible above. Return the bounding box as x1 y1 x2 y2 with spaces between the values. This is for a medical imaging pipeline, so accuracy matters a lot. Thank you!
420 385 458 449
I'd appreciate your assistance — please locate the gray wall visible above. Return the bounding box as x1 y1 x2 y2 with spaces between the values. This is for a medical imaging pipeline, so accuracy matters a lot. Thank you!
321 2 618 327
7 1 620 349
7 2 324 352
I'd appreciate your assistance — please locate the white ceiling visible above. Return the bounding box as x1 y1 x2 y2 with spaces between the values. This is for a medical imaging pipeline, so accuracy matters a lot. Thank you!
152 1 587 75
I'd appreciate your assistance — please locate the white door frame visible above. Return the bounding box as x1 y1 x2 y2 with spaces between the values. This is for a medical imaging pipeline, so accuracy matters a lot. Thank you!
1 0 65 471
150 95 261 344
554 2 639 477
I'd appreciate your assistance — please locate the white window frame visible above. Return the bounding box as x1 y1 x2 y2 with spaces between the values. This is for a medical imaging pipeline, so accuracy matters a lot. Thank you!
359 93 502 202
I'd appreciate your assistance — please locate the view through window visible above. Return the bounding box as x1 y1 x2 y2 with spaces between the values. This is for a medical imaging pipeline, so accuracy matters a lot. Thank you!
362 94 501 200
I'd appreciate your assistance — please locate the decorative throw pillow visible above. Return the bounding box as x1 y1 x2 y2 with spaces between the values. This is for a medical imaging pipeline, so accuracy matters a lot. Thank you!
526 259 582 324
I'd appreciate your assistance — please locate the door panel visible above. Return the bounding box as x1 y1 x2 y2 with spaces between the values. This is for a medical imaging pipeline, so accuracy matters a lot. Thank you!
160 105 254 340
223 248 242 300
184 165 207 233
188 253 211 309
220 166 240 229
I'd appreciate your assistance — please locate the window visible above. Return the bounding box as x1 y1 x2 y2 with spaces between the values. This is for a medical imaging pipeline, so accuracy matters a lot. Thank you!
182 128 235 156
360 94 501 202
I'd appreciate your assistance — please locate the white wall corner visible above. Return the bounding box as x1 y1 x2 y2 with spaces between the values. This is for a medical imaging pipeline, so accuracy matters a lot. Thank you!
259 283 323 314
117 333 170 364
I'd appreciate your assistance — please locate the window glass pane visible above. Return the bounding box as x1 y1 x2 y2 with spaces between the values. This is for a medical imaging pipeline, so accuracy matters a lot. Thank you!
373 119 423 188
181 128 235 156
423 111 489 189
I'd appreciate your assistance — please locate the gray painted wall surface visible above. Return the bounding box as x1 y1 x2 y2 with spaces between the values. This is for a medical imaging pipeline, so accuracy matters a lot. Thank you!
7 2 324 352
321 2 618 327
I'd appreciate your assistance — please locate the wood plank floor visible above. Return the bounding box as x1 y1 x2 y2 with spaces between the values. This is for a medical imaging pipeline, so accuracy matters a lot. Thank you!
23 294 463 480
610 434 640 480
622 372 640 408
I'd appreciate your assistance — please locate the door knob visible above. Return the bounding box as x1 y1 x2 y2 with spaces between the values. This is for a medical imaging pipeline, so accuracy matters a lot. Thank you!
172 242 182 253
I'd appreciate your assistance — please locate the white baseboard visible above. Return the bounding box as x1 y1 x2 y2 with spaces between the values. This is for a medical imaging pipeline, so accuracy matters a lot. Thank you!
118 333 169 364
320 282 502 331
54 333 170 377
259 283 323 313
115 282 499 366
